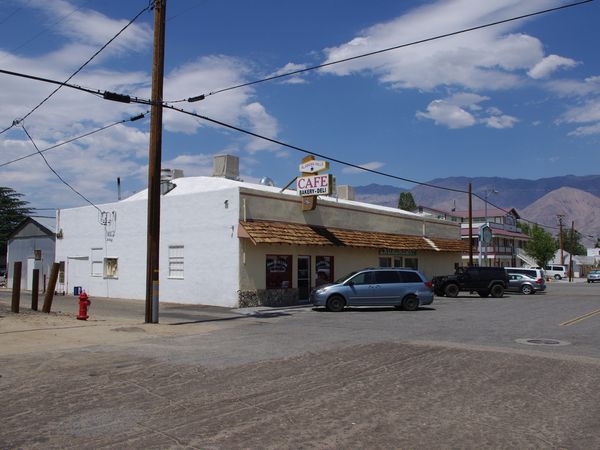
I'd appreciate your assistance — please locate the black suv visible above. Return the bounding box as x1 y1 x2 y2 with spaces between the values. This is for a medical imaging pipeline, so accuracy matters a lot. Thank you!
432 267 509 298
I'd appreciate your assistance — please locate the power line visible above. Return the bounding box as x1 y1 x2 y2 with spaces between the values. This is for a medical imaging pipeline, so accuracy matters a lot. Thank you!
0 112 148 168
0 1 91 59
165 103 469 194
0 3 151 136
0 63 578 231
173 0 594 103
164 103 573 232
20 125 102 213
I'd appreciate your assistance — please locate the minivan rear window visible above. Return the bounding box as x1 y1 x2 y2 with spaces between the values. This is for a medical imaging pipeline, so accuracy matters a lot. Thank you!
400 271 423 283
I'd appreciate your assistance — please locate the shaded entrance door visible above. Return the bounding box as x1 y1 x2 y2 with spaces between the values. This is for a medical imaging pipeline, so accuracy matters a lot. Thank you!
298 256 311 301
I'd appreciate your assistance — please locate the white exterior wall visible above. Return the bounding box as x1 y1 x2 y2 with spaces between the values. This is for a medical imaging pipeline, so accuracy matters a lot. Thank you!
55 187 241 306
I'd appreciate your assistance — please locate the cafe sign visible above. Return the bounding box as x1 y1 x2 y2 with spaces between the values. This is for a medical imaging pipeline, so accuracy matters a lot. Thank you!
297 155 331 211
297 174 332 196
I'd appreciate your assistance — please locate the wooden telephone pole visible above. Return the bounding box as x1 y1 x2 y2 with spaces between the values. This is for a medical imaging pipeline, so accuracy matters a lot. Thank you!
145 0 167 324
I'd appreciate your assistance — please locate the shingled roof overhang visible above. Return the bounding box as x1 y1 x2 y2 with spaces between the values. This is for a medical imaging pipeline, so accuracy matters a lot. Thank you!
239 220 468 252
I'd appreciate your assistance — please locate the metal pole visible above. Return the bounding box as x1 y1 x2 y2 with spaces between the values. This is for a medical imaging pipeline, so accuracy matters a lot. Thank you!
558 215 564 266
31 268 39 311
569 221 574 282
484 192 488 266
11 261 22 313
145 0 167 324
468 183 473 267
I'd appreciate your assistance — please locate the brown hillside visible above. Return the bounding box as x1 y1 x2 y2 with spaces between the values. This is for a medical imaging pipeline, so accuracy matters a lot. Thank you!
520 187 600 246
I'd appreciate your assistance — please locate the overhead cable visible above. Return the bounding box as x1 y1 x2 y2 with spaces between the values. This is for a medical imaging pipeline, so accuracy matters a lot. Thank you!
0 67 575 231
173 0 594 103
0 3 151 136
0 111 148 168
20 125 102 213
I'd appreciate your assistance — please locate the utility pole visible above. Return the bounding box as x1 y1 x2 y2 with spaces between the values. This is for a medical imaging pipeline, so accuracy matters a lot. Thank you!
468 183 473 267
569 221 574 283
145 0 167 324
557 214 565 265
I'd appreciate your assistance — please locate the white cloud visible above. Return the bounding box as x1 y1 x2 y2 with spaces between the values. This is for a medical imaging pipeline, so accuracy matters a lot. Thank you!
27 0 151 53
417 93 517 129
482 114 518 129
527 54 578 79
416 100 476 128
342 161 385 174
319 0 561 91
160 56 280 153
271 62 309 84
545 76 600 98
568 123 600 136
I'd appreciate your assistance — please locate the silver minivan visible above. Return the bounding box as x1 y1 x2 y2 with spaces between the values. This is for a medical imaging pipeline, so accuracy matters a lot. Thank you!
310 268 434 312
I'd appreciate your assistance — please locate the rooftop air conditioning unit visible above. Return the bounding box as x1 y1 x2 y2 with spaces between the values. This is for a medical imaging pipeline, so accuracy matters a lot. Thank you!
212 155 240 180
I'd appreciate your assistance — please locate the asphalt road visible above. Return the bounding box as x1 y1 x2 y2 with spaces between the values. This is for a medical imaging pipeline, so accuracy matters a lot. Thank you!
1 281 599 448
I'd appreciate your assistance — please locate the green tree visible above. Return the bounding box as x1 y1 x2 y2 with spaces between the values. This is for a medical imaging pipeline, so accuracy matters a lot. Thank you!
0 187 32 254
519 222 557 267
397 192 416 211
558 229 586 256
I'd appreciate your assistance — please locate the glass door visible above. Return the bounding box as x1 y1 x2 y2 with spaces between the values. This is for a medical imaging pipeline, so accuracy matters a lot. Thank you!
297 256 311 301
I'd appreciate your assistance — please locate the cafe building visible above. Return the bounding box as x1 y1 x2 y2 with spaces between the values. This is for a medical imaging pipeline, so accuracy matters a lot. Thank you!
54 156 467 307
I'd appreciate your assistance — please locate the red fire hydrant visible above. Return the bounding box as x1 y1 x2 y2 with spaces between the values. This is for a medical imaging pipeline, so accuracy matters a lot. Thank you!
77 291 91 320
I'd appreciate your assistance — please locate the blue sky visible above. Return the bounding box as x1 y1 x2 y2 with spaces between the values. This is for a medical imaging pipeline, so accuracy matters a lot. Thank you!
1 0 599 210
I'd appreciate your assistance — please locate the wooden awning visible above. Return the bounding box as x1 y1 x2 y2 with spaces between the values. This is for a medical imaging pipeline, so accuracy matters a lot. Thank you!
239 220 469 252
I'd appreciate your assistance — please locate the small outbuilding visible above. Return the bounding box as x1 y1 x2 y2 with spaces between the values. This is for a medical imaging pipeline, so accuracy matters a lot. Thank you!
7 216 56 291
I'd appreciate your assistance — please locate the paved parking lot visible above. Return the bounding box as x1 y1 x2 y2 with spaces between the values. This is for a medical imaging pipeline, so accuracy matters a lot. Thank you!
1 282 599 448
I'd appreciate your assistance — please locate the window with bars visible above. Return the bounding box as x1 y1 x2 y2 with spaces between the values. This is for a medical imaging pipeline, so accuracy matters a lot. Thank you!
104 258 118 279
168 245 184 279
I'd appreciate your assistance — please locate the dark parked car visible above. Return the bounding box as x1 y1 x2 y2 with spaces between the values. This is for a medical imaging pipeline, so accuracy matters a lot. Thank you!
432 266 509 298
506 273 546 295
310 267 433 312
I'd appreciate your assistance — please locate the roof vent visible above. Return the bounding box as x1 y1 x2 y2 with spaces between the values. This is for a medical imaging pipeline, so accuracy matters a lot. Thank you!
212 155 240 180
260 176 275 187
160 168 183 195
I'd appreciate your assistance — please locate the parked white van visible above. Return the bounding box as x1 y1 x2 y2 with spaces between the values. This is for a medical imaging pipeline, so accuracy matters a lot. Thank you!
544 265 568 280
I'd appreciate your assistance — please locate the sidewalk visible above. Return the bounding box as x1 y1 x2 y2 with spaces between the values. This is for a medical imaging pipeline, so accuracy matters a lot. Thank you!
0 290 274 356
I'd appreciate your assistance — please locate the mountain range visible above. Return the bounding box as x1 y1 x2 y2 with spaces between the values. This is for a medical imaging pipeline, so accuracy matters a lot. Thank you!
354 175 600 246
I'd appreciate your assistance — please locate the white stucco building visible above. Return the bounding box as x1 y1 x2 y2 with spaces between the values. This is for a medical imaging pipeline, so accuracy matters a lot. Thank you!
55 158 467 307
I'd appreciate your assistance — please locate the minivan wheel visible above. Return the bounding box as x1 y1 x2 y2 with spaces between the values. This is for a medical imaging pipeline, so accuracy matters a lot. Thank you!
401 295 419 312
326 295 345 312
520 284 533 295
490 284 504 298
554 274 562 280
444 284 459 298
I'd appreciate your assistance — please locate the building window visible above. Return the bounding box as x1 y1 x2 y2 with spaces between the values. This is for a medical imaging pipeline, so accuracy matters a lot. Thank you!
405 258 419 270
34 249 42 260
266 255 292 289
169 245 184 279
379 256 404 268
104 258 118 279
91 248 103 276
316 256 334 284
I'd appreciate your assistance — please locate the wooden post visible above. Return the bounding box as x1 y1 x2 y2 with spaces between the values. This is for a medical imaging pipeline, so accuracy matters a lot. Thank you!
42 262 60 313
11 261 22 313
145 0 167 324
31 268 40 311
